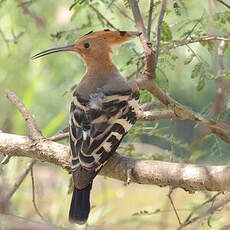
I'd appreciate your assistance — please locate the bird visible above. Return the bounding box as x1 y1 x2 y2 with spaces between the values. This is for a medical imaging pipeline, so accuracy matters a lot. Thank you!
32 29 141 224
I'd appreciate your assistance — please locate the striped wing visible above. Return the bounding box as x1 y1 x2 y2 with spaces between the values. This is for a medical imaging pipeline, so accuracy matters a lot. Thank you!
69 87 139 188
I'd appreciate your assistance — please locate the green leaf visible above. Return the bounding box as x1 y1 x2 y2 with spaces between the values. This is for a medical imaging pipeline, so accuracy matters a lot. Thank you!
173 1 181 16
161 21 173 41
184 54 195 65
191 62 202 79
197 77 205 91
140 91 153 104
69 0 85 11
122 0 130 8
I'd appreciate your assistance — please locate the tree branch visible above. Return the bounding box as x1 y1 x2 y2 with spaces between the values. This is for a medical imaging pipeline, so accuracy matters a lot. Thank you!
2 159 36 211
1 132 230 192
0 213 71 230
155 0 167 68
179 192 222 229
217 0 230 9
129 0 156 79
164 35 230 51
16 0 46 28
212 40 226 117
5 89 43 140
138 109 177 121
129 1 230 144
147 0 154 40
178 192 230 229
30 166 46 221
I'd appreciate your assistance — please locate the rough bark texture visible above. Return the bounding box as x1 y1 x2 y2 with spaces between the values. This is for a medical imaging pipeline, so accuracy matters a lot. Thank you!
1 132 230 193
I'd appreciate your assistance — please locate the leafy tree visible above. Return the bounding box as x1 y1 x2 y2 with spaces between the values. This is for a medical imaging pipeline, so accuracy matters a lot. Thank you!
1 0 230 229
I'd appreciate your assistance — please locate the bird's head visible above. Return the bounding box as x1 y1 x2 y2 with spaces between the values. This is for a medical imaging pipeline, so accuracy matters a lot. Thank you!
32 30 141 65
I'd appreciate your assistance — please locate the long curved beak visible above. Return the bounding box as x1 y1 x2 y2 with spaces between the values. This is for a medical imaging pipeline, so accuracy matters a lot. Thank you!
31 44 75 60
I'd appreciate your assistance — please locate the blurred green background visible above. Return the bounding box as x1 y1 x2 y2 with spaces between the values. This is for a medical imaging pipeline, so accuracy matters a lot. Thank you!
0 0 230 229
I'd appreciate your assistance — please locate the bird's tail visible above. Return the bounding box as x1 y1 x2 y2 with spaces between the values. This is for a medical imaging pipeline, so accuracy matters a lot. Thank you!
69 183 92 225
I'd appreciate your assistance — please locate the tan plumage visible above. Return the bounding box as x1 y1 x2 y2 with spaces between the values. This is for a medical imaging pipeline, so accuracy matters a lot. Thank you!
32 29 140 225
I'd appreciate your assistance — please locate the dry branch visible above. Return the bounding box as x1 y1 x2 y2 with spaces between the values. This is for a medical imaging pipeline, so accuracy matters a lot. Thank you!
1 132 230 192
0 213 71 230
128 0 230 144
30 167 46 221
217 0 230 9
164 35 230 50
16 0 46 28
2 89 44 210
212 40 226 116
178 192 230 229
6 89 43 140
1 159 36 212
1 3 230 224
155 0 167 67
179 192 222 229
147 0 154 40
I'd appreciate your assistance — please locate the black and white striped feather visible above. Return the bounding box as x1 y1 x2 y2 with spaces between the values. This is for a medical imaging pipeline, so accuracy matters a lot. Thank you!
69 81 139 190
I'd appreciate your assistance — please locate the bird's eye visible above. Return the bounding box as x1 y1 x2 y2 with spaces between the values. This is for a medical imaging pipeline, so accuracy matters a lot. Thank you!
84 43 90 49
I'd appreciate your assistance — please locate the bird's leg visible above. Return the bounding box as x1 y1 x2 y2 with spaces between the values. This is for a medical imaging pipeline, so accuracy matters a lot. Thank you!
125 168 133 186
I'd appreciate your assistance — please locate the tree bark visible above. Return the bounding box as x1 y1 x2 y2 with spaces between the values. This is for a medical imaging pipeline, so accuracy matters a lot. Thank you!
1 132 230 193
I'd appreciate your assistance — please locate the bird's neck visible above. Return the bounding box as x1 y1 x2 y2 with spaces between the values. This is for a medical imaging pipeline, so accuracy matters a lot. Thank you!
84 55 119 76
77 57 120 99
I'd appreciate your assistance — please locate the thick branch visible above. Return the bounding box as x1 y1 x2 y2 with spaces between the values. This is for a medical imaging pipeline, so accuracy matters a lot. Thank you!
1 132 230 192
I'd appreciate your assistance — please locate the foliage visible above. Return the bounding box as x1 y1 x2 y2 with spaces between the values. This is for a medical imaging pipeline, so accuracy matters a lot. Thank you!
1 0 230 229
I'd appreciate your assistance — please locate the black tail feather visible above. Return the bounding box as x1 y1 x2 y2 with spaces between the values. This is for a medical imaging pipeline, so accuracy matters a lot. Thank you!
69 183 92 224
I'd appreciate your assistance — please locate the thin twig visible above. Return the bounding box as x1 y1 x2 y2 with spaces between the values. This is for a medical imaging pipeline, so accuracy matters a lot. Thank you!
178 192 230 229
88 3 117 30
182 192 222 226
1 155 11 165
48 132 69 142
217 0 230 9
5 89 43 140
0 213 71 230
155 0 167 68
0 28 9 49
16 0 45 28
30 166 46 221
163 35 230 51
147 0 154 40
212 40 226 117
4 159 36 204
168 188 181 225
141 101 166 111
113 3 134 22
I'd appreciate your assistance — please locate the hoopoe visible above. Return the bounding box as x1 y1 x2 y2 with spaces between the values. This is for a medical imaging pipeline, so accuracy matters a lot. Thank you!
32 30 141 224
